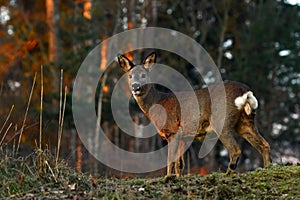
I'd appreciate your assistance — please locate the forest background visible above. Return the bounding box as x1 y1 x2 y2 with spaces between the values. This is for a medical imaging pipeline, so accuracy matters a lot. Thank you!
0 0 299 177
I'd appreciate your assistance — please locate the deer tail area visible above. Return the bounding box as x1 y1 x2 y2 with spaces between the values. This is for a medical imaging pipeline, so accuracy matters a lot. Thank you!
234 91 258 116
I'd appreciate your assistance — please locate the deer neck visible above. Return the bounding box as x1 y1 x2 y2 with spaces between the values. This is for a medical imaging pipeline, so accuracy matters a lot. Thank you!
133 85 162 116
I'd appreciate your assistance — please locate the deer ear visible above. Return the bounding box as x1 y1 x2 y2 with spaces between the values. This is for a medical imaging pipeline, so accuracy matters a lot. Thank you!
117 54 134 72
143 52 156 70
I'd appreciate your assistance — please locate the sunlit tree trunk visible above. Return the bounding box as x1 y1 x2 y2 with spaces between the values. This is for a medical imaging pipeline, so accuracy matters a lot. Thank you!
83 0 92 20
94 38 108 173
46 0 62 64
76 135 82 172
46 0 62 89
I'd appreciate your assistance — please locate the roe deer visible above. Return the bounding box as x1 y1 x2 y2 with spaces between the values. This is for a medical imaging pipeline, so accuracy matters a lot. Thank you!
118 52 271 177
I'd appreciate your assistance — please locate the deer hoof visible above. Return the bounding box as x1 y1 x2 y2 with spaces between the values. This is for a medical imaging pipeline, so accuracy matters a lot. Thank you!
226 168 235 175
164 174 177 182
229 163 237 170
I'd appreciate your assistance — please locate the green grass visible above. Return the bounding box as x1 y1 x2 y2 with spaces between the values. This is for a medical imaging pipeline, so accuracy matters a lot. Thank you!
0 150 299 199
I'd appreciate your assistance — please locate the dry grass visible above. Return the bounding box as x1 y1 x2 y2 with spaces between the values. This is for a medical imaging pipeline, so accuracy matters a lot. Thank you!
16 73 37 154
0 154 299 199
0 149 92 199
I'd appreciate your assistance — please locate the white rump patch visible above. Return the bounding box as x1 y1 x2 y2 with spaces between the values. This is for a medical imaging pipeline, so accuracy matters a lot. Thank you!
247 91 258 109
234 91 258 111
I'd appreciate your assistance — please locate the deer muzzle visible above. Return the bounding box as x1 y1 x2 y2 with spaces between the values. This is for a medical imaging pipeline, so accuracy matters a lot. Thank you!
132 83 142 95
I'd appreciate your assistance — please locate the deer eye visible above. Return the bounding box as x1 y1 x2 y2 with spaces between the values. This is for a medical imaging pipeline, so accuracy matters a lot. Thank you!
128 74 132 79
141 74 146 78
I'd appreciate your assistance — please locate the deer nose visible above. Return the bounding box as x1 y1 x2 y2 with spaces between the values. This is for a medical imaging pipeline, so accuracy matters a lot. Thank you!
132 83 141 93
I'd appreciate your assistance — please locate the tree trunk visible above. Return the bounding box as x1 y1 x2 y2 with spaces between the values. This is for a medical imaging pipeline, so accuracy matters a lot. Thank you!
46 0 62 88
83 0 92 20
76 135 82 172
215 0 231 69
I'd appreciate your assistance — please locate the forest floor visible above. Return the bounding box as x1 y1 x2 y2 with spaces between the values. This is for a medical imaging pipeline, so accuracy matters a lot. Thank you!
0 150 299 199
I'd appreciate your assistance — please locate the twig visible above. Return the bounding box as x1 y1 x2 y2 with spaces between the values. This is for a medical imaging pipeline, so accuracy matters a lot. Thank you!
0 82 3 96
58 69 63 129
45 160 57 182
57 86 67 164
12 125 17 157
39 65 44 150
7 122 39 145
56 69 63 166
0 105 14 135
38 65 44 175
56 70 67 167
0 123 13 147
16 73 37 154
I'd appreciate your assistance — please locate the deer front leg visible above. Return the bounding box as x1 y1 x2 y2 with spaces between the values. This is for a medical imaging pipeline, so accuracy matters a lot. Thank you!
167 144 174 175
167 135 180 176
175 140 185 177
167 139 177 176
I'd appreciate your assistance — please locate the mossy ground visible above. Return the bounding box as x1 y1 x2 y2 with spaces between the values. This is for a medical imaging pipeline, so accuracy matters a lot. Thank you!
0 151 299 199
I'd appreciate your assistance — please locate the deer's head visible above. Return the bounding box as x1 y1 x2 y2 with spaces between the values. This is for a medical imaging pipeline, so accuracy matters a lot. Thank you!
118 52 156 97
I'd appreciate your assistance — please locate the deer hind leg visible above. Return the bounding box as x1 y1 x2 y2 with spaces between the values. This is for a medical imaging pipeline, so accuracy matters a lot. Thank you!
236 119 271 167
174 140 185 177
219 131 242 173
